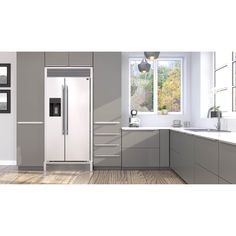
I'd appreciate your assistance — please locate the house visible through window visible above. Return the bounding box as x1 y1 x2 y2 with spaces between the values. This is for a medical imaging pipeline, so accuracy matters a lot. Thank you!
129 58 182 113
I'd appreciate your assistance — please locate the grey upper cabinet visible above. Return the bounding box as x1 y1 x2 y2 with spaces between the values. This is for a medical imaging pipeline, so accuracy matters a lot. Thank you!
94 52 121 122
219 142 236 184
17 52 44 121
45 52 69 66
68 52 93 66
194 136 218 175
160 130 169 167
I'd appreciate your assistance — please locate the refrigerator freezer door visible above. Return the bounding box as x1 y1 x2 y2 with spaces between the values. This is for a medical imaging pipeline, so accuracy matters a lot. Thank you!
65 77 90 161
45 77 65 161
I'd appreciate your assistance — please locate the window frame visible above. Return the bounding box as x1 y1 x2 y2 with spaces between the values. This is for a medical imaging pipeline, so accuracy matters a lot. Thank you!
128 57 184 115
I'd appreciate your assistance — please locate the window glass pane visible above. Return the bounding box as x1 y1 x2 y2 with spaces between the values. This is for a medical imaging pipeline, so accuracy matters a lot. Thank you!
215 51 231 69
215 67 230 89
130 59 154 112
233 87 236 112
157 60 181 112
215 90 231 112
233 62 236 86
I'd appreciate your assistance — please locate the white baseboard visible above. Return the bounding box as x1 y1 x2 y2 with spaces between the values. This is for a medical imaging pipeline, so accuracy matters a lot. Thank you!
0 160 17 165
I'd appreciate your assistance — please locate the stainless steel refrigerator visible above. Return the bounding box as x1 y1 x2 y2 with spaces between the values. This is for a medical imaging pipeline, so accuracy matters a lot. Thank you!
44 68 92 169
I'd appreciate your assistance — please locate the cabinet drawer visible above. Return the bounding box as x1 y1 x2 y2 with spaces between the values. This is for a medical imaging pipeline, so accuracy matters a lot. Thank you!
94 123 121 133
122 130 159 148
94 134 121 145
194 164 218 184
219 142 236 184
94 155 121 168
122 148 159 168
94 145 121 155
194 137 218 175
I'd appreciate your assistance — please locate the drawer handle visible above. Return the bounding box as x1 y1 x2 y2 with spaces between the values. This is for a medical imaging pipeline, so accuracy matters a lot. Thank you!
94 121 120 125
95 154 120 157
94 133 120 136
17 121 44 124
94 144 120 147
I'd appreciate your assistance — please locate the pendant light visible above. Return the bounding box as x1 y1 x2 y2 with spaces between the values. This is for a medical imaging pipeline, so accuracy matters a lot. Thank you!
144 52 160 60
138 58 151 73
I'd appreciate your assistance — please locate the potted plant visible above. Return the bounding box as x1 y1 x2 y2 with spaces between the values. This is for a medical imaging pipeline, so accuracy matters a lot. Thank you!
161 105 168 115
210 106 222 118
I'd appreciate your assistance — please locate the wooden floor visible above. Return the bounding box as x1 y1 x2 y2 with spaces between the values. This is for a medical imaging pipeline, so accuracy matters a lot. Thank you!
0 166 185 184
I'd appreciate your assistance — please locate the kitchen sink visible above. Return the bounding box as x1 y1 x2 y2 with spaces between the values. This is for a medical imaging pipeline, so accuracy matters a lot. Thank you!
184 128 231 132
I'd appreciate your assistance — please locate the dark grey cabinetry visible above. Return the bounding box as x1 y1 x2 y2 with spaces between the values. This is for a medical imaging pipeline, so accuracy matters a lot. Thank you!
45 52 93 67
122 130 160 168
45 52 68 66
170 131 194 184
93 52 121 168
219 142 236 184
194 136 219 184
160 130 170 167
69 52 93 66
17 52 44 169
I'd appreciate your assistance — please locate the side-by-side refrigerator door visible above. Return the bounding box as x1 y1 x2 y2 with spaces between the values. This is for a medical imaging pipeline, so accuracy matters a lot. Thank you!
65 77 90 161
45 77 65 161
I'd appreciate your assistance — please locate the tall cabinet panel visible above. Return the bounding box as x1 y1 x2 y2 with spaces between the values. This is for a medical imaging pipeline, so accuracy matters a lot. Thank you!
93 52 121 168
17 52 44 169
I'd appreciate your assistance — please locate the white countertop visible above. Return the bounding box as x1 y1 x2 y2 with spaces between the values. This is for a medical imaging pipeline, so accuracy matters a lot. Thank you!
122 127 236 145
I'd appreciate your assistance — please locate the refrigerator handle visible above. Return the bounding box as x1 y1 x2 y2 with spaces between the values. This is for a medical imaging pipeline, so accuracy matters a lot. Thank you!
66 85 69 135
62 85 65 135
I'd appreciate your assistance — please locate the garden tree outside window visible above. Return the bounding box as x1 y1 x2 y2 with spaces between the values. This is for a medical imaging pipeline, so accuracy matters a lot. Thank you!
130 58 182 113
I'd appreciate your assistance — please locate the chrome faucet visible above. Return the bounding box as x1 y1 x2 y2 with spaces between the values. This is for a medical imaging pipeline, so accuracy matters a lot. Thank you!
207 106 222 131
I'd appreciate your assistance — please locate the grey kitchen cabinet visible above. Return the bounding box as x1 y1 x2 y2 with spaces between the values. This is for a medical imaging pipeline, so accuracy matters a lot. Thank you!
194 136 218 175
122 130 159 149
219 142 236 184
93 52 122 168
17 52 44 121
122 148 159 168
45 52 69 66
122 130 160 168
17 124 44 168
170 131 194 183
17 52 45 169
160 130 170 167
195 163 218 184
68 52 93 66
93 52 121 122
219 178 230 184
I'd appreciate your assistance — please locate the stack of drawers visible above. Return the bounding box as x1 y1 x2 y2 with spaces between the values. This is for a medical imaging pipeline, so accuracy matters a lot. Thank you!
93 121 121 168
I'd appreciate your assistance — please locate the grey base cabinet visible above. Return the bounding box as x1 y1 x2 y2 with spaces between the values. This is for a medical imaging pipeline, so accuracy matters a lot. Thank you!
160 130 170 167
219 142 236 184
195 164 218 184
17 125 44 167
170 131 194 184
122 130 160 169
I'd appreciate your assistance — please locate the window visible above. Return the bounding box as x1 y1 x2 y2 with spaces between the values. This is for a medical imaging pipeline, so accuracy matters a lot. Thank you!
214 52 236 113
129 58 182 113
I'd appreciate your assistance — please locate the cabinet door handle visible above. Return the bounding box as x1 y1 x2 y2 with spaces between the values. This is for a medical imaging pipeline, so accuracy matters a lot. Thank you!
94 144 120 147
95 154 120 157
94 133 120 136
94 121 120 125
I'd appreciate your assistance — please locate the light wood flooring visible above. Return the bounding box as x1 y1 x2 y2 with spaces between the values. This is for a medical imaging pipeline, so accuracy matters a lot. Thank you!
0 166 185 184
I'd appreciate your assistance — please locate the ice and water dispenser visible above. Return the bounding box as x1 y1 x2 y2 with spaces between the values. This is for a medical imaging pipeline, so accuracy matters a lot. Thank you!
49 98 61 117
